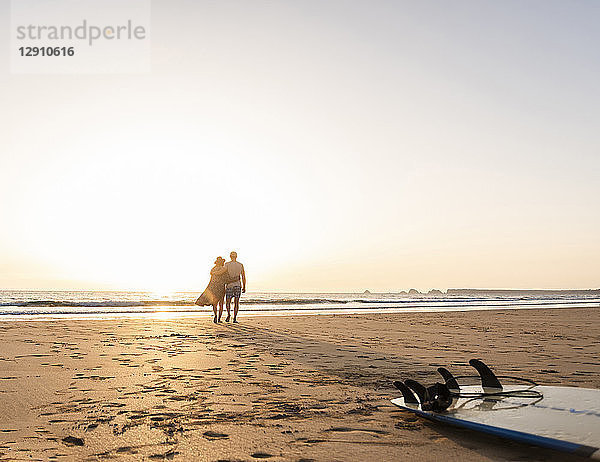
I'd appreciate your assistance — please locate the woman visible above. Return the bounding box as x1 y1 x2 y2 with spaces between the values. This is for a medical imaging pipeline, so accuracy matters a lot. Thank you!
195 256 228 323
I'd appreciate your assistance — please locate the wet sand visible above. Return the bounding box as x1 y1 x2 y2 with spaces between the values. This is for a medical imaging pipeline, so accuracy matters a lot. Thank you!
0 307 598 461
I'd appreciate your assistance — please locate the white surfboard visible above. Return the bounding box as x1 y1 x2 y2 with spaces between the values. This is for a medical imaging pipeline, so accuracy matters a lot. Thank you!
391 361 600 459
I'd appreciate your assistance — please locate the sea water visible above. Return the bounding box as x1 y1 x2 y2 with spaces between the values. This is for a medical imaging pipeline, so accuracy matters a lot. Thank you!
0 290 598 320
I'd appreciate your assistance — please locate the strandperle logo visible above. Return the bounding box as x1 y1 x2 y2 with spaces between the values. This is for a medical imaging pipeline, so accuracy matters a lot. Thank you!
10 0 151 74
15 20 147 46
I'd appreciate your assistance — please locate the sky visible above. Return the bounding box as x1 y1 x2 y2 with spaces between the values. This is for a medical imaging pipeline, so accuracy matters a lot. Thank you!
0 0 599 292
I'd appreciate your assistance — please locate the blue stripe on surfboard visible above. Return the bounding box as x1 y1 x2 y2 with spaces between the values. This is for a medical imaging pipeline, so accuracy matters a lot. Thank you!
396 404 600 458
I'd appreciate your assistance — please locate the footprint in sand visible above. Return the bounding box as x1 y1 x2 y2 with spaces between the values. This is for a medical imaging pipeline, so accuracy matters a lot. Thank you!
324 427 389 435
149 449 179 459
61 436 84 446
203 431 229 439
251 452 273 459
394 421 422 431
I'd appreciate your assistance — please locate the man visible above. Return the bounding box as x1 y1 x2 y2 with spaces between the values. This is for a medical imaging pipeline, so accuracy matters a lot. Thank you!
224 251 246 323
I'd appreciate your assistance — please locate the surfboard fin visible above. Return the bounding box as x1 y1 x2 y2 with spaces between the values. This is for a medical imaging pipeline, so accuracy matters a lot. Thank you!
393 381 419 405
437 367 460 392
423 383 452 412
404 379 427 404
404 380 453 412
469 359 503 390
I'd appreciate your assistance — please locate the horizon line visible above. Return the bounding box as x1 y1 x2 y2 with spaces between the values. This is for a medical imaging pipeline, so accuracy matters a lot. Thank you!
1 287 599 293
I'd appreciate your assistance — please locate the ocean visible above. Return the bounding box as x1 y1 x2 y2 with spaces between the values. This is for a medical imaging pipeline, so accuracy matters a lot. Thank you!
0 290 598 320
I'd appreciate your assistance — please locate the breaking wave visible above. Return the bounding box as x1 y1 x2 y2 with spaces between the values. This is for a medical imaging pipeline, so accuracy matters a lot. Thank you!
0 290 598 318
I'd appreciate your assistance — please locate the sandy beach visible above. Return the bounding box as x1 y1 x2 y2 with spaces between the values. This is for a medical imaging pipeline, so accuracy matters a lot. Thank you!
0 307 598 461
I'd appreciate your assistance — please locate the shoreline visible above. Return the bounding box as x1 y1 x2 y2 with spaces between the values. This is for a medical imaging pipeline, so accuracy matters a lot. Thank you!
0 300 599 322
1 307 598 460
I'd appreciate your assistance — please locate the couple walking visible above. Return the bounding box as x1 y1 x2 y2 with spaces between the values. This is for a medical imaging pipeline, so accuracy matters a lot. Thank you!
195 251 246 323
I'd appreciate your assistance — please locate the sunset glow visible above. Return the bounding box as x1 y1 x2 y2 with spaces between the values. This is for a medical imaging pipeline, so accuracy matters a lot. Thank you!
1 1 599 292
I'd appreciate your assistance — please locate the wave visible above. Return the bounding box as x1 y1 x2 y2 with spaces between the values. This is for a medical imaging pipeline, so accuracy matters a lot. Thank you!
1 297 599 309
0 300 192 307
0 298 559 308
0 298 400 308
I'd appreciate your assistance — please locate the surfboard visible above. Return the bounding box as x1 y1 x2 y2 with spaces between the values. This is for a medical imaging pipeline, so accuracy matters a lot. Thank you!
391 360 600 459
